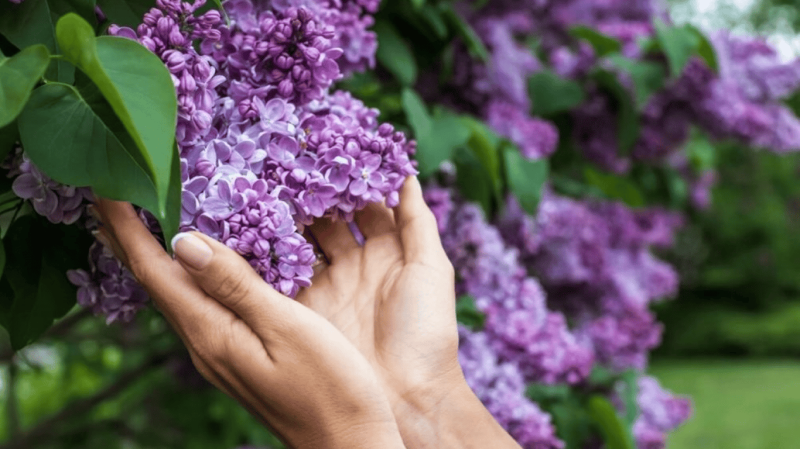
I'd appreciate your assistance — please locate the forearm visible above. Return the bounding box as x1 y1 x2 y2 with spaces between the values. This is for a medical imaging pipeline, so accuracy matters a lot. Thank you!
393 382 522 449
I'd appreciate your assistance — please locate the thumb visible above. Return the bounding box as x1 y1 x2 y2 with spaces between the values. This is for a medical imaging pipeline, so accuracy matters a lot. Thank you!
171 232 294 331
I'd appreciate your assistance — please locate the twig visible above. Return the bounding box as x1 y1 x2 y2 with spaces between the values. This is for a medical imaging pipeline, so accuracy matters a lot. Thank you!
43 309 93 339
0 348 181 449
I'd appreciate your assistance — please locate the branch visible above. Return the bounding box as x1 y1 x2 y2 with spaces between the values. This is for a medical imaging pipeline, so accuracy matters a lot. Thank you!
0 347 182 449
44 309 93 339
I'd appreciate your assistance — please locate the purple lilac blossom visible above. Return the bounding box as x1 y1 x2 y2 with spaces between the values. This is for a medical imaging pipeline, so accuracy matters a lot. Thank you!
9 152 92 225
426 185 594 385
459 327 565 449
67 242 149 325
630 376 692 449
498 192 681 371
60 0 414 313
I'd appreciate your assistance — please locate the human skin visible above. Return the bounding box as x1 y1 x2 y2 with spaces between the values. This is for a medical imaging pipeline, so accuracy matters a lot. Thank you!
93 200 406 449
302 177 522 449
95 176 521 448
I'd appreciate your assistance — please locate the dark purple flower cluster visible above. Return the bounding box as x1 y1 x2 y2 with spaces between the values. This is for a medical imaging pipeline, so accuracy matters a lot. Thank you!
67 242 148 324
498 193 682 372
9 152 92 225
435 11 558 161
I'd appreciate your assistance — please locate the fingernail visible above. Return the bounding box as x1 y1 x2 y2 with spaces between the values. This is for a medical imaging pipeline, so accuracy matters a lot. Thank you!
92 229 111 249
171 233 213 270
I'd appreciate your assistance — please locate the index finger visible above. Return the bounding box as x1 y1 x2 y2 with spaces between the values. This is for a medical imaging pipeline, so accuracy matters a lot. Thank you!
93 199 226 334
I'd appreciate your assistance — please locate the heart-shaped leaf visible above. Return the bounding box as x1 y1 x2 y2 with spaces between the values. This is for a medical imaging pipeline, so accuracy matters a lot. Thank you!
0 44 50 128
55 13 178 220
18 81 179 244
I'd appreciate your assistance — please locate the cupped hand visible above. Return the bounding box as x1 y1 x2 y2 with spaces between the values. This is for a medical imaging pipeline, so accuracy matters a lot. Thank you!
301 177 469 441
93 200 405 449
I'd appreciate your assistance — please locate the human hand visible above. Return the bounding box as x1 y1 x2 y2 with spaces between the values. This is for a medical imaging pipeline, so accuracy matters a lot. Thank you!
93 199 406 449
301 177 519 448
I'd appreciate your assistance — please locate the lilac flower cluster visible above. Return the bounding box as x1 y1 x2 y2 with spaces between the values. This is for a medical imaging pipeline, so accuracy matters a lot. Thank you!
437 12 559 160
459 327 565 449
58 0 413 314
67 242 148 325
498 193 682 372
630 376 692 449
8 151 92 225
423 185 593 448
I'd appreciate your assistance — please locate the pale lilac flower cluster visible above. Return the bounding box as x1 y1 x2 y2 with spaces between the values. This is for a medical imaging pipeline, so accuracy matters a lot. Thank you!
426 186 594 385
698 32 800 152
63 0 414 306
9 152 92 225
630 376 692 449
459 328 565 449
498 193 682 371
67 242 148 324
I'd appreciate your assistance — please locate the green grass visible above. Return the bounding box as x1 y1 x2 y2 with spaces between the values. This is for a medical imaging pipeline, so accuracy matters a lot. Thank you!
650 359 800 449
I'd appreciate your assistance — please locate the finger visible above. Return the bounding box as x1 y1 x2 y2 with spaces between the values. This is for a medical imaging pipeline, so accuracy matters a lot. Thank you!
393 177 448 265
171 231 299 333
93 199 223 333
354 202 396 239
94 199 172 272
306 217 359 263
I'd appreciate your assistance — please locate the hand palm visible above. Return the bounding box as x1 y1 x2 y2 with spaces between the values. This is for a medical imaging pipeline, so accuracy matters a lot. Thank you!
298 179 462 405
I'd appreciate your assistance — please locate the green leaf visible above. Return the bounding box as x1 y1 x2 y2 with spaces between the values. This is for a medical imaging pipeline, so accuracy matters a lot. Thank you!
95 0 153 27
570 26 622 57
0 44 50 128
550 400 595 449
686 132 716 171
0 0 75 82
620 370 640 427
455 295 485 330
421 5 448 40
48 0 98 25
454 147 494 216
528 70 586 116
654 20 700 78
402 88 432 139
403 92 471 177
375 20 417 86
440 4 489 62
587 395 636 449
411 0 424 9
584 167 645 207
503 146 548 215
2 215 92 350
0 121 18 163
464 118 501 184
592 69 640 153
686 24 718 73
56 13 178 220
607 54 666 109
18 82 178 245
526 383 571 404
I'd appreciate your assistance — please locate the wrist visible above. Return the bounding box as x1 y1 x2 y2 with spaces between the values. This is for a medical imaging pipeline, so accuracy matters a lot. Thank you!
391 377 521 449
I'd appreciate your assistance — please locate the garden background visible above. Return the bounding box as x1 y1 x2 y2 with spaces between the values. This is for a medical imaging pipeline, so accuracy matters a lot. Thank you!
0 0 799 448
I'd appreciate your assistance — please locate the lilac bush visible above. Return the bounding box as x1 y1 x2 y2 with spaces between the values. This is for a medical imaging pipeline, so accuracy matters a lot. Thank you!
5 0 800 447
